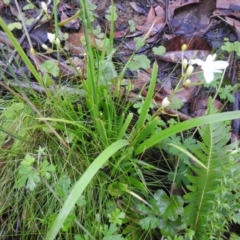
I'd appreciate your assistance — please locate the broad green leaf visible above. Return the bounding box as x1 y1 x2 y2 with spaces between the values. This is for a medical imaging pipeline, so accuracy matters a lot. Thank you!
162 195 184 221
139 215 159 230
40 60 59 77
158 218 182 237
152 190 169 214
11 102 24 111
153 46 166 55
128 55 150 71
134 37 145 49
233 212 240 224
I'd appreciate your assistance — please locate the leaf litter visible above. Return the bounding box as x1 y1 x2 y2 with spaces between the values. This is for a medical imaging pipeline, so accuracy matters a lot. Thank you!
0 0 239 131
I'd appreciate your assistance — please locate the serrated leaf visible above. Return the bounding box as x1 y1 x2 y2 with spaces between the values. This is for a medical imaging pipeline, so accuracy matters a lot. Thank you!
109 208 125 225
98 59 117 86
162 195 184 221
103 235 124 240
54 175 71 198
76 195 86 207
128 55 150 71
139 215 159 230
22 154 35 165
158 219 181 237
102 223 118 236
134 37 145 49
233 212 240 224
105 5 117 21
40 60 59 77
152 189 170 215
11 102 24 111
153 46 166 55
128 20 135 32
25 171 40 190
39 160 56 179
136 203 153 215
61 214 75 232
169 96 183 110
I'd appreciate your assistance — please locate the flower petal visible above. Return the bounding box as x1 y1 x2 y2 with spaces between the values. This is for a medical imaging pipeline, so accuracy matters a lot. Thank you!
210 61 229 70
205 54 214 63
189 59 204 66
204 70 214 83
47 32 55 43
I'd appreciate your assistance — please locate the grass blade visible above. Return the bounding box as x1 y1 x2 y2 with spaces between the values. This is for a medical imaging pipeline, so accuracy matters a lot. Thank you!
0 17 42 83
135 111 240 155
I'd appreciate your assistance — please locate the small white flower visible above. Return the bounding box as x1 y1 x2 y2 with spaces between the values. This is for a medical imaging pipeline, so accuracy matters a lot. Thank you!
190 54 229 83
47 32 55 43
162 97 170 108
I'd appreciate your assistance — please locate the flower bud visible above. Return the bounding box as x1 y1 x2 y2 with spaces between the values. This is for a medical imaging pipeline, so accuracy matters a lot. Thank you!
185 64 194 77
183 79 191 87
182 58 188 70
41 2 48 13
162 97 170 108
41 44 49 50
185 79 191 85
212 53 217 61
181 44 187 51
30 48 35 54
55 38 61 46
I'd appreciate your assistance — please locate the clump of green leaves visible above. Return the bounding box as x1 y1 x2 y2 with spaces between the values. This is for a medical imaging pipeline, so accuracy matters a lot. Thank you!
15 150 55 191
221 39 240 56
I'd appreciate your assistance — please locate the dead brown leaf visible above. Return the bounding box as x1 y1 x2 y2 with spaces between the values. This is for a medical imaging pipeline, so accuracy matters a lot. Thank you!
136 6 165 36
155 50 210 63
216 0 240 9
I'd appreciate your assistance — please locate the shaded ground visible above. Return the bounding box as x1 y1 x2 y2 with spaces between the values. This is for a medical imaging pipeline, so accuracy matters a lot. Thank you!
92 0 147 29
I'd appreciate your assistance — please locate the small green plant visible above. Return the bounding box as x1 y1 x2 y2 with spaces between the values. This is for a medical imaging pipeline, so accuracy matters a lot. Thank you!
221 39 240 56
15 150 55 191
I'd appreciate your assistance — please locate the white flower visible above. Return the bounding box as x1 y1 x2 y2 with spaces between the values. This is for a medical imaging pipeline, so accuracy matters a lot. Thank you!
47 32 56 43
162 97 170 108
190 54 229 83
